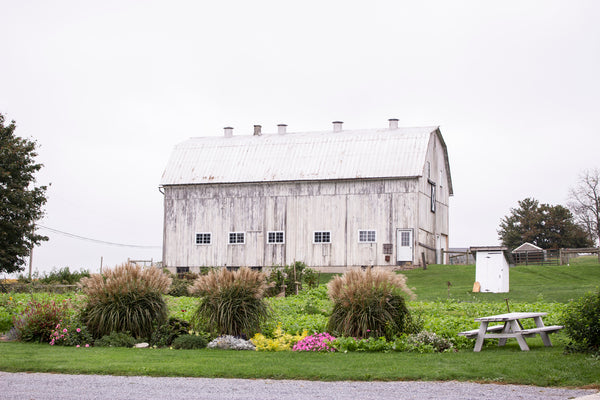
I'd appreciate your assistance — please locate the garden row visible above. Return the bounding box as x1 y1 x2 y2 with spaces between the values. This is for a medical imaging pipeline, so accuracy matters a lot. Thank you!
1 263 599 354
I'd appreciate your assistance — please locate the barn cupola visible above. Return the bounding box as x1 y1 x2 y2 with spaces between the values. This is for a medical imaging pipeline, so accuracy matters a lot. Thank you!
332 121 343 132
224 127 233 138
253 125 262 136
388 118 399 129
277 124 287 134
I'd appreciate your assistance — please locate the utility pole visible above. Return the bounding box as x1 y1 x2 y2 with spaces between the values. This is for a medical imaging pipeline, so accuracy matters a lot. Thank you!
28 224 34 280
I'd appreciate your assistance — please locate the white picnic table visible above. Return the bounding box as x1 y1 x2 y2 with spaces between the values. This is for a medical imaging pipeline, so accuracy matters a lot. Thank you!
458 312 563 352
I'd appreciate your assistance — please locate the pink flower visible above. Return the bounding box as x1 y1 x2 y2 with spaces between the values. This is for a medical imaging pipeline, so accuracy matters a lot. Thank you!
63 328 68 333
76 328 81 333
85 344 90 348
76 345 80 348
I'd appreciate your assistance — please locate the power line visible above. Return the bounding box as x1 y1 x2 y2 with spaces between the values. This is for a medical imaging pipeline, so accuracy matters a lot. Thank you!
37 225 161 249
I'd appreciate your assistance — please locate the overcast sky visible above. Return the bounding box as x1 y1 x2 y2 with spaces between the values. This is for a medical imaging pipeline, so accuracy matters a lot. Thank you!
1 0 599 276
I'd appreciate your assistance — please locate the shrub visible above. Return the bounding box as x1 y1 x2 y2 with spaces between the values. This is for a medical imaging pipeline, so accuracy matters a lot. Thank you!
332 336 392 352
394 331 453 353
172 333 209 349
251 323 308 351
166 270 199 297
12 299 71 343
562 288 600 354
39 267 90 285
94 331 137 347
49 315 93 347
79 263 172 339
327 268 416 339
150 317 191 348
292 332 336 352
189 267 271 337
267 262 318 296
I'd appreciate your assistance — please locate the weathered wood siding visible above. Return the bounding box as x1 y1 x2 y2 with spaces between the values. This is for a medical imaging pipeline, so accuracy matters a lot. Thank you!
162 132 451 271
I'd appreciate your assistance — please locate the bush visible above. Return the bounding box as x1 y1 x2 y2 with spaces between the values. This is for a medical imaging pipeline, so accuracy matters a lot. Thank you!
49 315 93 347
267 262 318 296
562 288 600 354
172 333 209 349
189 267 271 337
12 299 71 343
166 270 199 297
327 268 416 339
394 331 453 353
79 263 172 339
150 317 191 348
39 267 90 285
94 331 137 347
292 332 336 352
251 323 308 351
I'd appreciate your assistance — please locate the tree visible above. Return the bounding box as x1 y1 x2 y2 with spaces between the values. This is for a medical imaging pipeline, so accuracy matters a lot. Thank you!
568 168 600 246
498 198 593 250
0 113 48 274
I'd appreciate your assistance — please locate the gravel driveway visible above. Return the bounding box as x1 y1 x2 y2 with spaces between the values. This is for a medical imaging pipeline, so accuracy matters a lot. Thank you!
1 372 597 400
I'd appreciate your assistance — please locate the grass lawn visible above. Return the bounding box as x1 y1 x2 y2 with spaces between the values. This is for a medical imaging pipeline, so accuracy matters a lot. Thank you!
0 341 598 387
401 256 600 303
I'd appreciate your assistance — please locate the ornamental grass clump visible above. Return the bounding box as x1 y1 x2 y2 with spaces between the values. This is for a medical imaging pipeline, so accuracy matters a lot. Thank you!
79 263 172 339
327 268 416 340
189 267 271 337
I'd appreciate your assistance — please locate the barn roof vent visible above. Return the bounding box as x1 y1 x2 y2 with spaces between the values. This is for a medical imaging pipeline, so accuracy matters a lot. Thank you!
253 125 262 136
332 121 343 132
224 127 233 138
388 118 399 130
277 124 287 134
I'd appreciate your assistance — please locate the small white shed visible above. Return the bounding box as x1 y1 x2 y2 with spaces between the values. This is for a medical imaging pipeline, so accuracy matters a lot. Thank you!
470 246 513 293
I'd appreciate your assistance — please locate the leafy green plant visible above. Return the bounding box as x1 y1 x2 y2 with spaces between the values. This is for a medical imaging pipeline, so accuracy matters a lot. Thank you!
267 262 318 296
12 299 71 343
79 263 172 339
150 317 191 348
562 288 600 354
327 268 416 339
251 323 307 351
49 315 93 347
171 333 209 349
332 336 392 352
189 267 271 337
38 267 90 285
165 270 199 297
94 331 137 347
394 331 453 353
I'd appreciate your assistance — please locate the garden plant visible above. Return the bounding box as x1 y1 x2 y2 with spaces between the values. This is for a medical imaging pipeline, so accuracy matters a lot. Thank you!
79 263 172 339
189 267 271 337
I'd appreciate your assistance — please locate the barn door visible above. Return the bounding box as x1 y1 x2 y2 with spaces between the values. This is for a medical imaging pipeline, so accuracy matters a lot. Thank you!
396 229 413 264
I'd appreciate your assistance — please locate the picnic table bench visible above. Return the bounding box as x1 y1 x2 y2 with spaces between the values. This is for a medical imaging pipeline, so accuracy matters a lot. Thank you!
458 312 563 352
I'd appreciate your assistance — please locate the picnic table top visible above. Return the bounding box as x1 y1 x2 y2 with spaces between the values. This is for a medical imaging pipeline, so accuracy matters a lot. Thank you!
475 312 547 322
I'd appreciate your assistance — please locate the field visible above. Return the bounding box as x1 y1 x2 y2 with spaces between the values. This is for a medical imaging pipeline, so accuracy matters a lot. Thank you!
1 257 599 387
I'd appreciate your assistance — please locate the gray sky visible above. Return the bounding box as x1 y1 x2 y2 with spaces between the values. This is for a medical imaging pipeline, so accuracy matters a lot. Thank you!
1 0 599 275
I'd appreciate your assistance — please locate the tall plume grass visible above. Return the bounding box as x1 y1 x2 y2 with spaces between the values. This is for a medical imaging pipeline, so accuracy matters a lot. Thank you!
189 267 271 337
327 268 416 339
79 263 172 339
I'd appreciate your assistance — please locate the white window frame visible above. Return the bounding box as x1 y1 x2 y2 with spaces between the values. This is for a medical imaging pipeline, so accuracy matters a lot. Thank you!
228 232 245 245
313 231 331 243
267 231 285 244
195 232 212 245
358 230 376 243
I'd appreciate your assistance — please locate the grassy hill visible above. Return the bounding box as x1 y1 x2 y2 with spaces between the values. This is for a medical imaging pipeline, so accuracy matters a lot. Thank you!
401 255 600 303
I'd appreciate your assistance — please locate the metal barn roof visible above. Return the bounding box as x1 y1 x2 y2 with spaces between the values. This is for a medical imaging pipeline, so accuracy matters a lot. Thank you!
160 125 452 193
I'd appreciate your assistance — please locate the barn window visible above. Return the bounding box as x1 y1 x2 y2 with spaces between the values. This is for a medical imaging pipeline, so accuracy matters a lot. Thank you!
358 230 376 243
428 179 436 213
267 231 285 244
195 233 211 245
314 231 331 243
176 267 190 277
228 232 245 244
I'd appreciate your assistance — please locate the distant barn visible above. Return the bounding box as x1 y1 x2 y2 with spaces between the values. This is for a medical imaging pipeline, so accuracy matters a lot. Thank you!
512 242 545 265
160 119 453 274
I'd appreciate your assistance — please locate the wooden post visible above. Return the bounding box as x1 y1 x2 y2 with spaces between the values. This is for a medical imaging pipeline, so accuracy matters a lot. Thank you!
421 252 427 270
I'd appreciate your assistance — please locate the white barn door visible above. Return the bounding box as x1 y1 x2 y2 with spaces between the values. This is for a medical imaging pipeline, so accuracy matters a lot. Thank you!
396 229 413 264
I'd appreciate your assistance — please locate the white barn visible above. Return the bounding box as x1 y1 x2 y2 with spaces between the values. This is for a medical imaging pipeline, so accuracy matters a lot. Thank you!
160 119 453 274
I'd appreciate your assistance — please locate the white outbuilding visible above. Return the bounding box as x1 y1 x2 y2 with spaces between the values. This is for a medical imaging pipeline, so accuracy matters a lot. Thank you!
470 246 513 293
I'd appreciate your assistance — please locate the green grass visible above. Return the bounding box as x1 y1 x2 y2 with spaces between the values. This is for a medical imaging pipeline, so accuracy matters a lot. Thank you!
0 341 598 387
402 257 600 303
